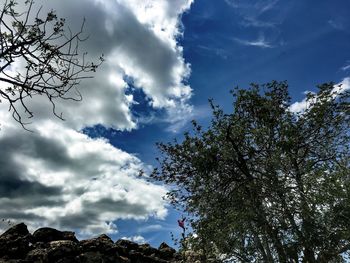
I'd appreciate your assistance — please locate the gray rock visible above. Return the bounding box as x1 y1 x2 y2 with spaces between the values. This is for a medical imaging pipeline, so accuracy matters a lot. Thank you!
47 240 80 262
158 243 176 260
76 251 132 263
137 243 159 256
115 239 139 251
79 234 115 253
26 247 49 262
32 227 78 243
0 223 32 259
0 223 181 263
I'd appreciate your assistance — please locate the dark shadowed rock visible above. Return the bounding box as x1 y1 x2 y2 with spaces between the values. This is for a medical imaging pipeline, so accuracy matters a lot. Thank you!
26 247 49 262
32 227 78 243
158 242 171 250
0 223 32 259
0 260 32 263
76 251 132 263
46 240 80 262
1 223 181 262
80 234 114 252
1 223 29 237
128 250 168 263
138 243 159 256
158 242 176 260
128 250 145 263
116 239 139 251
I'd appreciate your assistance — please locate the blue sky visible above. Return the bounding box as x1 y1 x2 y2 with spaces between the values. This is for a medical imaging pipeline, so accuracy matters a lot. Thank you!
87 0 350 246
0 0 350 248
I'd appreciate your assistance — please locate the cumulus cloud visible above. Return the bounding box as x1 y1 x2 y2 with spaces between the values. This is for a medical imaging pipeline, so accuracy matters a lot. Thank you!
1 0 193 131
289 77 350 113
0 0 193 235
0 120 167 235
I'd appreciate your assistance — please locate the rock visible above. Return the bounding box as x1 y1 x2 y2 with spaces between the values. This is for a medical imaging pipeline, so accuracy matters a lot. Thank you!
143 255 169 263
75 251 99 262
97 234 113 244
26 247 49 262
137 243 159 256
158 242 172 250
76 251 106 263
115 239 139 251
0 223 182 263
118 256 131 263
128 250 168 263
75 251 128 263
128 250 145 263
32 227 78 243
113 244 130 258
158 242 176 260
0 223 32 259
47 240 80 262
80 234 115 253
0 260 32 263
1 223 29 237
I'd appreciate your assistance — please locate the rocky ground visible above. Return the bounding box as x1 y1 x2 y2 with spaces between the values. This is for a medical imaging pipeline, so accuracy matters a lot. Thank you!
0 223 182 263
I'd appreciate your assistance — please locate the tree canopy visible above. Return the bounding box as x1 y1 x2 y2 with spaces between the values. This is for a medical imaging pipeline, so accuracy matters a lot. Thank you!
153 81 350 262
0 0 103 127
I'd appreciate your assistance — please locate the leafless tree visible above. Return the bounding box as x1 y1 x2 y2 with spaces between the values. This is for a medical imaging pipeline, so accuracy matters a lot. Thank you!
0 0 103 128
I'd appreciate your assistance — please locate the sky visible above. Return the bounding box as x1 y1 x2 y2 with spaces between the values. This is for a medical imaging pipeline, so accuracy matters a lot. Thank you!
0 0 350 247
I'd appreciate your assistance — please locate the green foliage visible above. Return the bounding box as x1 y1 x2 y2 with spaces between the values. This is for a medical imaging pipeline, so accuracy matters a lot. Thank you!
153 81 350 262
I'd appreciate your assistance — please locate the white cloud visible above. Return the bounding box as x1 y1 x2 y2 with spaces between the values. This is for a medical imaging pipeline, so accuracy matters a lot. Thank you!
0 120 168 236
257 0 279 14
225 0 281 48
342 65 350 71
121 235 146 244
288 93 315 114
138 224 163 233
165 101 194 133
289 77 350 113
1 0 194 131
240 17 276 28
0 0 194 235
341 62 350 71
224 0 279 14
232 34 273 48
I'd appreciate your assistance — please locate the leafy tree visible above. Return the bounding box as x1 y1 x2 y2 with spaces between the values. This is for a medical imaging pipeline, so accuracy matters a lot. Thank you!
152 81 350 262
0 0 103 127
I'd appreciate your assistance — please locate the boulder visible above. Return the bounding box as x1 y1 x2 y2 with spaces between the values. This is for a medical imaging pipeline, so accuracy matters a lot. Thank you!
75 251 129 263
32 227 78 243
0 223 32 259
137 243 159 256
80 234 115 253
158 242 176 260
47 240 80 261
26 247 49 262
115 239 139 251
0 223 181 263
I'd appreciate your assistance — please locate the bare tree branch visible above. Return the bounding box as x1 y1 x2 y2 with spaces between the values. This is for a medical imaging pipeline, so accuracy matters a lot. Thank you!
0 0 104 128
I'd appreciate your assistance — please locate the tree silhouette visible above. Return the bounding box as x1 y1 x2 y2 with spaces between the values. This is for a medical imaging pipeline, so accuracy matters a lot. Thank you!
0 0 103 128
153 81 350 262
